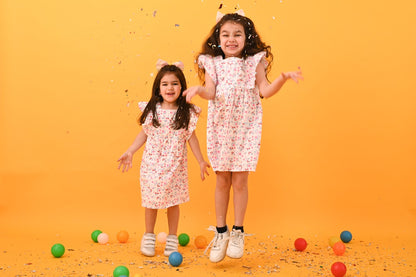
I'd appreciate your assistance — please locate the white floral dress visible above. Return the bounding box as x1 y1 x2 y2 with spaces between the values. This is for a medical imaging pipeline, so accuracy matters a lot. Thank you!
198 52 266 172
138 102 200 209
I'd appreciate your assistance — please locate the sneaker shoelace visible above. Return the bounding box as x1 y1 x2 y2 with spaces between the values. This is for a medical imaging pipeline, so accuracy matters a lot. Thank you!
229 230 254 247
204 226 230 255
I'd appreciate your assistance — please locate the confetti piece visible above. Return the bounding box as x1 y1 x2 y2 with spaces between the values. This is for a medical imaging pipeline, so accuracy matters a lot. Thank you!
174 24 180 27
219 3 223 9
153 10 157 17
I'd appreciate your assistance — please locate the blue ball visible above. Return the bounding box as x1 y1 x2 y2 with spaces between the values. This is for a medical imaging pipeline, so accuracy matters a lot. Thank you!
168 251 183 267
340 230 352 243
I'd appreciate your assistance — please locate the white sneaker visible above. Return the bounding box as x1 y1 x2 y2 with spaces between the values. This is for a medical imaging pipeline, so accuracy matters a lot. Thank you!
205 226 230 263
164 235 179 257
140 233 156 257
226 229 245 259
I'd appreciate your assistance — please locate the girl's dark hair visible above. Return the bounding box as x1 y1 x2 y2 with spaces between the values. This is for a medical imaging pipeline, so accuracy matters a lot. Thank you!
139 64 197 130
197 13 273 83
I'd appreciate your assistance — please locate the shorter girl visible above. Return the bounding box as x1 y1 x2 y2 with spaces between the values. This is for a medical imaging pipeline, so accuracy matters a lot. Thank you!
118 60 210 257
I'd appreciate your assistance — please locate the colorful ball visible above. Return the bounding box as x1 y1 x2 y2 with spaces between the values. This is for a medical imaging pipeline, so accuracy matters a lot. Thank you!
340 230 352 243
329 236 341 247
194 235 208 249
97 233 109 244
113 265 129 277
169 251 183 267
331 262 347 277
157 232 167 243
91 230 102 243
294 238 307 251
178 233 190 246
333 241 346 256
117 230 129 243
51 243 65 258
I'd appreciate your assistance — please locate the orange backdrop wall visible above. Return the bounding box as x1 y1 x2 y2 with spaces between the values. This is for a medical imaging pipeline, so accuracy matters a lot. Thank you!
1 0 415 238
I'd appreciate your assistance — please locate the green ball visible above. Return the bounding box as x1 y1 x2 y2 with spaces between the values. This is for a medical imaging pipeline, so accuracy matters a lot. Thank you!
51 243 65 258
113 265 129 277
91 230 102 243
178 233 190 246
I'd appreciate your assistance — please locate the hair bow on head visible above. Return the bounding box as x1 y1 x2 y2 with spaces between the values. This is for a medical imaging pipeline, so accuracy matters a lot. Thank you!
156 59 184 71
216 9 245 23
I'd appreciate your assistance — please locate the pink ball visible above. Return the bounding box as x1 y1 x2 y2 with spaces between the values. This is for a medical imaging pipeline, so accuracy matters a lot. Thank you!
331 262 347 277
97 233 109 244
294 238 307 251
157 232 167 243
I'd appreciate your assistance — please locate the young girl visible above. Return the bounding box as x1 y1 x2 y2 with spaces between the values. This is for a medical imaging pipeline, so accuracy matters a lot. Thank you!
183 12 303 262
118 60 210 257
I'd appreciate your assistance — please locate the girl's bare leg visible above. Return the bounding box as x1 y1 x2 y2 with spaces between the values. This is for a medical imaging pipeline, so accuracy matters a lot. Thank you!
215 171 232 227
231 171 249 226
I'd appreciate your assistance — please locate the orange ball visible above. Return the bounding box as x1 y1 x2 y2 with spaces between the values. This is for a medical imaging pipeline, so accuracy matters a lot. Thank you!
194 235 208 249
117 230 129 243
333 241 346 256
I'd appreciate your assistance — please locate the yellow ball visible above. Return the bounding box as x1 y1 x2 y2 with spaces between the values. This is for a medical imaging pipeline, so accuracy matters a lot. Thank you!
329 236 341 247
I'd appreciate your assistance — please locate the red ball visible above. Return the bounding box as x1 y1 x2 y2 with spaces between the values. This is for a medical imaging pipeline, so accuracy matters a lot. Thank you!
331 262 347 277
294 238 307 251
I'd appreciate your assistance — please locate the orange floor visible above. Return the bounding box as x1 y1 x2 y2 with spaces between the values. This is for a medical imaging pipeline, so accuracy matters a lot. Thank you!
1 171 416 276
1 220 415 276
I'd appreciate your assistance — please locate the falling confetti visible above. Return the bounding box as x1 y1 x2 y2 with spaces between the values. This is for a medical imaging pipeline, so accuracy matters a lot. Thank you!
218 3 223 9
153 10 157 17
174 24 180 27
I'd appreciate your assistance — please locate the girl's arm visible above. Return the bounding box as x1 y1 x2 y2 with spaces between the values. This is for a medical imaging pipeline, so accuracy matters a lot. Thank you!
117 130 147 172
183 73 216 103
188 131 211 180
256 62 303 99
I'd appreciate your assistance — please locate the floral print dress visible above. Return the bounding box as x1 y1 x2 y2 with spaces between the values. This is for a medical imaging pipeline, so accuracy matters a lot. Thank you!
198 52 266 172
138 102 200 209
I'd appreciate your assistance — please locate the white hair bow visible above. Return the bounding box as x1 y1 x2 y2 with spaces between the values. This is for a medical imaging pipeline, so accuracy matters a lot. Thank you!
216 9 245 23
156 59 185 71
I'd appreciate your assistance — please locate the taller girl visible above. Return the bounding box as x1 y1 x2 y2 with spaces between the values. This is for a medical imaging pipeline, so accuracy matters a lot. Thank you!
184 12 303 262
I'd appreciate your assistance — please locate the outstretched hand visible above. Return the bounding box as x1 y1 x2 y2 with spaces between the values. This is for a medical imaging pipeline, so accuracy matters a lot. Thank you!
182 86 201 103
117 152 133 172
282 67 304 83
199 161 211 181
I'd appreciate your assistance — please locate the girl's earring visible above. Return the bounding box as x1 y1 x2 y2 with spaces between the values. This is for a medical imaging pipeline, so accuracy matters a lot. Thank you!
218 45 221 48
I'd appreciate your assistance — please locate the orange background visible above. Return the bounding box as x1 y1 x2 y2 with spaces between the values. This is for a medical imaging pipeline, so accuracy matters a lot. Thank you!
1 0 415 252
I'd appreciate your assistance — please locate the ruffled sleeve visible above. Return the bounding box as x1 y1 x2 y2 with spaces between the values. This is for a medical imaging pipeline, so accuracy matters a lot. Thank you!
138 101 148 112
198 55 217 85
185 105 201 140
138 101 153 136
246 51 268 89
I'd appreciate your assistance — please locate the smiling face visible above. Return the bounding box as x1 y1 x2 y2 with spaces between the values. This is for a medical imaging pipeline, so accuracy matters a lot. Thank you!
219 21 246 58
159 73 181 108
